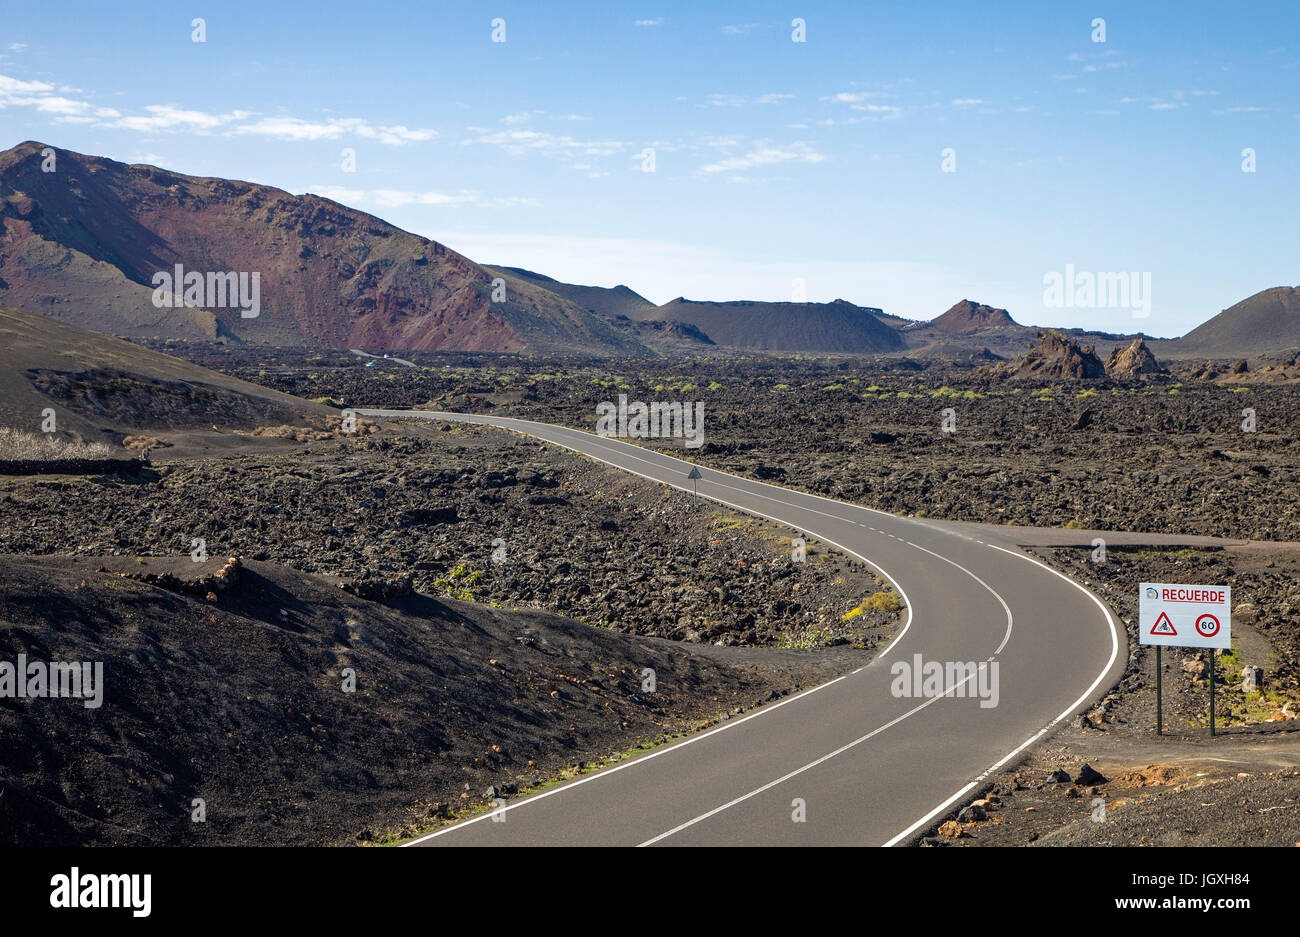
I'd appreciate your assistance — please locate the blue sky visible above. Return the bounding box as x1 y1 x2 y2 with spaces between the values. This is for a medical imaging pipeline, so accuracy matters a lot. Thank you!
1 0 1297 337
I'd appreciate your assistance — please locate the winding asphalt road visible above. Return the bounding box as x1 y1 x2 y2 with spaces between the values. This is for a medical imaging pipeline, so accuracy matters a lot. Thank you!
358 409 1126 846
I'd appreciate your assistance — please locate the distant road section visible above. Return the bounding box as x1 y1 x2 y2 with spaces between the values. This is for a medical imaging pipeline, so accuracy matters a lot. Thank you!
349 349 416 368
359 408 1126 847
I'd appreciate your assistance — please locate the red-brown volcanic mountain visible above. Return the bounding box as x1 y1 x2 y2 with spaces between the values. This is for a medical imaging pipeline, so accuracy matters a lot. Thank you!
0 142 644 355
930 299 1018 333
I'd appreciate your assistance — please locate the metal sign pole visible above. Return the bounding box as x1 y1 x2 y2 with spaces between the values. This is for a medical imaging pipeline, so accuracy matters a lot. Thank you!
1209 651 1215 737
1156 645 1162 736
1140 582 1231 742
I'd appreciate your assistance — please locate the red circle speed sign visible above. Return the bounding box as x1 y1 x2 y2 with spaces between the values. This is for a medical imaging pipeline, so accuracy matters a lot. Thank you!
1194 614 1220 638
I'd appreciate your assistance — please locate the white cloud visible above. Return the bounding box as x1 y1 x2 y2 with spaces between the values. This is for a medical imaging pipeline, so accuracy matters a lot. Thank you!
233 116 434 144
108 104 245 132
634 18 663 27
0 71 435 145
700 140 825 174
0 74 53 95
821 91 888 103
699 134 744 148
722 23 760 35
305 185 538 210
703 93 791 107
820 90 901 119
306 185 368 203
848 104 902 120
465 127 627 159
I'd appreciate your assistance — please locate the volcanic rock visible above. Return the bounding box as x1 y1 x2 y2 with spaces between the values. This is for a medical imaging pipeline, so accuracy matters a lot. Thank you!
993 330 1106 380
1104 338 1167 380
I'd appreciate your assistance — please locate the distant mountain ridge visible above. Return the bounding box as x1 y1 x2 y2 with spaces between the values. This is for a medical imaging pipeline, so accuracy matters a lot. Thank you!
1159 287 1300 359
647 297 905 354
0 142 647 356
3 143 1296 361
487 266 657 321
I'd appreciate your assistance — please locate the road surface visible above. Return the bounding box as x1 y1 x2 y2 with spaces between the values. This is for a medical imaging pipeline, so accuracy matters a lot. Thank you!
358 409 1126 846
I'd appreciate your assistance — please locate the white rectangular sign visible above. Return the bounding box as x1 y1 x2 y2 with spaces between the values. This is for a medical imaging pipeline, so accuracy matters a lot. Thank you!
1138 582 1231 649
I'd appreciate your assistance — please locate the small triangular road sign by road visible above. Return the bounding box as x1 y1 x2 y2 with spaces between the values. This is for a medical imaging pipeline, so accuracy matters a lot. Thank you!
687 467 702 480
1150 612 1177 636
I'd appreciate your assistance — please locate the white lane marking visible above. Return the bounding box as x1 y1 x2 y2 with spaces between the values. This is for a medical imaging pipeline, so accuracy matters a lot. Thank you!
365 410 1118 848
400 673 853 845
509 428 1009 658
635 537 1013 845
455 414 1117 841
880 543 1123 847
365 409 915 532
375 413 920 845
639 669 986 847
368 410 922 657
525 423 1012 668
900 539 1014 655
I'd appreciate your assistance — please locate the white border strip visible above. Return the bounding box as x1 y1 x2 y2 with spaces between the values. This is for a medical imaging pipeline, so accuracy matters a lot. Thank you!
366 410 1121 848
880 543 1123 846
391 417 917 846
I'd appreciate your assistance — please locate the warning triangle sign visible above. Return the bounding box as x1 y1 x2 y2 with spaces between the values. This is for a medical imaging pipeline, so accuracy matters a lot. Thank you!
1150 612 1177 636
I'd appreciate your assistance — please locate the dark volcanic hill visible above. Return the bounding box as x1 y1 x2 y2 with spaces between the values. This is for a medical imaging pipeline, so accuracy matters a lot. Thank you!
1162 286 1300 359
647 297 905 354
929 299 1017 333
0 552 833 845
0 304 330 447
484 265 717 353
0 142 646 356
487 265 657 320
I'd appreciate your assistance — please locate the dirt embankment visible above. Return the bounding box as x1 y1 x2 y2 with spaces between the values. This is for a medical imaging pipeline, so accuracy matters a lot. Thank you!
0 553 866 846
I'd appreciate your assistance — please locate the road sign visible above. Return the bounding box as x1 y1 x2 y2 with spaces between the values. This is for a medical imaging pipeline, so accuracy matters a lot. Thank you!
1149 612 1176 636
1141 582 1232 737
1139 582 1231 650
687 466 701 499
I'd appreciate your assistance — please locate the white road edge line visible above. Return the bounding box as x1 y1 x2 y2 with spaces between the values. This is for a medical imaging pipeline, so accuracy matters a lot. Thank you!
638 669 987 846
880 543 1122 846
364 411 1119 848
379 412 917 846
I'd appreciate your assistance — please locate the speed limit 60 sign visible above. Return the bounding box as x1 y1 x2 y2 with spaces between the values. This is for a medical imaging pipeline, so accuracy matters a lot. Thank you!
1138 583 1232 650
